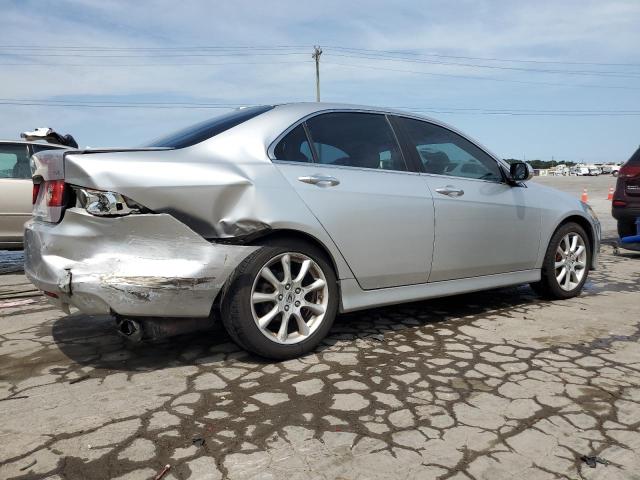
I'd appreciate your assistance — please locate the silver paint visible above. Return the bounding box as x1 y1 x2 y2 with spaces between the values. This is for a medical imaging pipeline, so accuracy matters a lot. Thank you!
24 102 600 319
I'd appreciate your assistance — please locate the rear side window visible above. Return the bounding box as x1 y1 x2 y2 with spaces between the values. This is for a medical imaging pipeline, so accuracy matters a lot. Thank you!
146 105 273 149
305 112 407 171
273 125 313 163
0 144 30 179
628 147 640 165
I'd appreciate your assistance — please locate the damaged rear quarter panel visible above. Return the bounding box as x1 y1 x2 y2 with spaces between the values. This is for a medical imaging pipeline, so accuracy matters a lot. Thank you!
24 209 258 317
63 110 353 280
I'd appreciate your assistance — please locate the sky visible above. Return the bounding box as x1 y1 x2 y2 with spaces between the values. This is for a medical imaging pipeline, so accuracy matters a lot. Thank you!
1 0 639 163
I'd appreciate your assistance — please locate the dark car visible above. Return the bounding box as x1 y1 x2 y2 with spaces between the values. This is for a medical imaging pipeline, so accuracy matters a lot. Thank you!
612 146 640 245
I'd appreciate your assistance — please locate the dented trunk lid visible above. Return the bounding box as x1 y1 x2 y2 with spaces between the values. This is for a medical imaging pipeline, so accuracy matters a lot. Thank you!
31 147 170 223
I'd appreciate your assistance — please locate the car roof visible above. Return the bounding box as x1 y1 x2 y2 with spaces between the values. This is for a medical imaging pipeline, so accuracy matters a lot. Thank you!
263 102 505 164
272 101 426 120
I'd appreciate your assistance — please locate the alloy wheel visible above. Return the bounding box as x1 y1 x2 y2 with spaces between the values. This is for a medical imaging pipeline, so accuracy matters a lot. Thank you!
250 252 329 344
554 232 587 291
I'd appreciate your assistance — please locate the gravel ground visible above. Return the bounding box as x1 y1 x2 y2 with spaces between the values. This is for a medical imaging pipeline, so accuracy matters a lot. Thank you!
0 175 637 480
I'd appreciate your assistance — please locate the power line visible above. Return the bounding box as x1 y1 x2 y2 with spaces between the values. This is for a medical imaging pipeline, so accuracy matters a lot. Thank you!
0 44 308 51
1 98 639 115
1 43 637 67
0 60 312 67
323 61 640 90
0 101 247 109
0 51 309 58
325 46 640 68
326 52 640 79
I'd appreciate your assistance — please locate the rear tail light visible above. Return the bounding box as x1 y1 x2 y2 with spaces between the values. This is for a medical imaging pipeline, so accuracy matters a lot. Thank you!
32 183 41 204
619 164 640 178
45 180 66 207
613 200 627 207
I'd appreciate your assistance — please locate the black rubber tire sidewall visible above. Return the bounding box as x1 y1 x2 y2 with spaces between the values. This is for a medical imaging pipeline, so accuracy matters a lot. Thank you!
221 240 338 360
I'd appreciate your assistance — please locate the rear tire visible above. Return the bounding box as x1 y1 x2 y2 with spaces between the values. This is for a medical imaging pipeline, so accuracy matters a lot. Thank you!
530 222 591 299
221 240 338 360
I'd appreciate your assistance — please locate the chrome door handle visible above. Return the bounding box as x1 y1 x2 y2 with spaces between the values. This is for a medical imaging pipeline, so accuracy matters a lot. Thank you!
435 185 464 197
298 175 340 187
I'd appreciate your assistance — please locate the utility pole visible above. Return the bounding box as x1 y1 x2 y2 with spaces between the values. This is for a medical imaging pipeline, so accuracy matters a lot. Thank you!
312 45 322 102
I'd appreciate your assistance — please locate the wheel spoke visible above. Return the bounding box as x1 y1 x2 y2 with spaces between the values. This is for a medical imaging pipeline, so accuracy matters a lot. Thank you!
575 245 585 257
562 236 570 255
563 271 572 289
260 267 280 288
293 311 310 336
281 254 292 285
556 267 567 283
258 305 280 329
570 234 578 252
569 269 578 285
294 259 311 284
277 312 291 342
305 278 326 293
554 260 565 269
304 302 325 316
252 291 277 304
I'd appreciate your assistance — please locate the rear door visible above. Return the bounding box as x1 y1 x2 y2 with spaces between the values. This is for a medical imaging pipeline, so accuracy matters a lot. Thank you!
0 143 33 246
394 116 541 282
272 112 435 290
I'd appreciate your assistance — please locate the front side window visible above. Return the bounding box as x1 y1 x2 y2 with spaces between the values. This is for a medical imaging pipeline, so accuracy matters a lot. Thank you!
397 117 502 182
273 125 313 163
0 144 30 179
305 112 407 171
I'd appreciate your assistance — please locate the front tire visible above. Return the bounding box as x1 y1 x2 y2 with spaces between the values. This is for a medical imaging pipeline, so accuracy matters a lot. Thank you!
221 240 338 360
530 222 591 299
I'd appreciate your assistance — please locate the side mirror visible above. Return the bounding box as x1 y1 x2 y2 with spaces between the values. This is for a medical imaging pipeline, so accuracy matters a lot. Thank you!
510 162 534 182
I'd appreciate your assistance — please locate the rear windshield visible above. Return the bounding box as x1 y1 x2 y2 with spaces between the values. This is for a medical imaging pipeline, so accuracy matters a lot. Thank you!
145 105 273 149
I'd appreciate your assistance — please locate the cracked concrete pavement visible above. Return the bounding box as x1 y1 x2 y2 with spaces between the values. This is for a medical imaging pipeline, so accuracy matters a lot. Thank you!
0 240 638 480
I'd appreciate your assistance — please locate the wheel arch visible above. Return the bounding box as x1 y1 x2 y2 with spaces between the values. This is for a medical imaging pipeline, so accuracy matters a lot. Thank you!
555 214 597 258
250 228 342 279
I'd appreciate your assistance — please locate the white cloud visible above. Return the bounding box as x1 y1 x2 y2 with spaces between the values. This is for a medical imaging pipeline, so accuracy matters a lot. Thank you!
0 0 638 160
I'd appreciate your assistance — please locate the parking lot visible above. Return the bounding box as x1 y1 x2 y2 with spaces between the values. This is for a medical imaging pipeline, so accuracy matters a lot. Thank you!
1 176 639 480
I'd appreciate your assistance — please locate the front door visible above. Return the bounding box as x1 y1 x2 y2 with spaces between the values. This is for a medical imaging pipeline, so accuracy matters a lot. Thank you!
272 112 435 290
394 116 541 282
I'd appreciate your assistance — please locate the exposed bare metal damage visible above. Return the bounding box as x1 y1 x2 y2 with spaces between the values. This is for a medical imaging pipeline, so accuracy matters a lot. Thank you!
24 209 258 317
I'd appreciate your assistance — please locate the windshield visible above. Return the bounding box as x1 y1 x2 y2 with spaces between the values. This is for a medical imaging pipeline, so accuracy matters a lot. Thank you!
145 105 273 149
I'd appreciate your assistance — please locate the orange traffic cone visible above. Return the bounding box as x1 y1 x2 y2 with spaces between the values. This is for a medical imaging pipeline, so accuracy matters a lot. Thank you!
607 186 614 200
581 188 588 203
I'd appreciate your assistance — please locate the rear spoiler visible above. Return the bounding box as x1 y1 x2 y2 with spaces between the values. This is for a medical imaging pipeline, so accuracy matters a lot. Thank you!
59 147 172 156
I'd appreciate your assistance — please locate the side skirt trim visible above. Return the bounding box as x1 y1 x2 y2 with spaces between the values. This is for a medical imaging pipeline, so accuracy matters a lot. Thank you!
339 269 541 313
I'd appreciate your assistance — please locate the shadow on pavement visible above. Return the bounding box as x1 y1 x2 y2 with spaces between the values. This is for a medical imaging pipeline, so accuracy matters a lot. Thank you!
51 285 542 372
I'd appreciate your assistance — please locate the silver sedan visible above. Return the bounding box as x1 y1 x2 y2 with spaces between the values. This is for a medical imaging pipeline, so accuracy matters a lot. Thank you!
24 103 600 359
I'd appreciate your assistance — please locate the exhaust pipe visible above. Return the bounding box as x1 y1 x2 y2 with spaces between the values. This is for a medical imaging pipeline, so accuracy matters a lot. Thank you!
116 317 143 342
115 316 214 342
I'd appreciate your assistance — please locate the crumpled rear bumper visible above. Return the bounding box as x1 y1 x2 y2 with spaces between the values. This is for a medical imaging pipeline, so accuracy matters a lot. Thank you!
24 208 257 317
